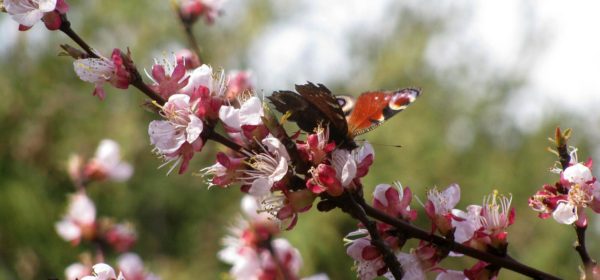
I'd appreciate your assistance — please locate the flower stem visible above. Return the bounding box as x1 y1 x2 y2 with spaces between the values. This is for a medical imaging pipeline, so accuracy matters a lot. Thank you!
575 225 596 276
183 23 203 62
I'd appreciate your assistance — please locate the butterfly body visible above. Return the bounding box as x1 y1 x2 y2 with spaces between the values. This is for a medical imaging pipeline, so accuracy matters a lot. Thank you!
268 82 420 149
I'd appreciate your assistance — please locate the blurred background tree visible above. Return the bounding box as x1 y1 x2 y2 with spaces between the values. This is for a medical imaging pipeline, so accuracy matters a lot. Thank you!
0 0 599 279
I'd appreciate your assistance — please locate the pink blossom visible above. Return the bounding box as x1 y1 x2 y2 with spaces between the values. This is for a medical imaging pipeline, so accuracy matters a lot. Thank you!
225 70 254 101
396 252 426 280
529 155 600 226
478 191 514 246
552 201 578 225
451 205 482 244
345 231 386 280
306 163 343 196
435 270 467 280
178 0 223 25
83 139 133 182
73 49 130 100
219 96 264 129
241 135 289 197
65 262 91 280
80 263 126 280
146 55 189 99
331 149 357 187
219 96 268 143
425 184 461 235
354 142 374 178
373 182 416 222
297 126 335 165
219 197 303 280
55 192 96 244
4 0 69 30
201 152 244 187
563 162 594 185
117 253 160 280
104 223 137 252
148 94 204 174
175 49 201 70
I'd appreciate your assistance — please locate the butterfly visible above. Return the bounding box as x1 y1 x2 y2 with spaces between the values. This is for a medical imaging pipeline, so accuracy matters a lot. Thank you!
268 82 421 149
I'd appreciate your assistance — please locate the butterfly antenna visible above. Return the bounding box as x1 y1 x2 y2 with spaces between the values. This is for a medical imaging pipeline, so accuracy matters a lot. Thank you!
355 139 402 148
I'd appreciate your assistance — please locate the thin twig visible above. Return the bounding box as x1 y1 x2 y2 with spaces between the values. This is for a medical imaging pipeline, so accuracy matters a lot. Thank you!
183 23 203 62
58 15 166 105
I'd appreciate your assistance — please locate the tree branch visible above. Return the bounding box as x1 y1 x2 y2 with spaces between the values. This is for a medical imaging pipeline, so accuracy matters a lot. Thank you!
58 15 166 105
357 198 561 280
335 192 404 279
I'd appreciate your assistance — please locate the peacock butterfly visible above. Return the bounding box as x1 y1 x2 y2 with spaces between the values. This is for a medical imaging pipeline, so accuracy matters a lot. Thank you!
268 82 420 149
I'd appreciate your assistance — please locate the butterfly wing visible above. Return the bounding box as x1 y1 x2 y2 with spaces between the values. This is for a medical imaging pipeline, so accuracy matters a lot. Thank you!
336 95 355 116
268 90 325 133
294 82 348 136
347 88 421 136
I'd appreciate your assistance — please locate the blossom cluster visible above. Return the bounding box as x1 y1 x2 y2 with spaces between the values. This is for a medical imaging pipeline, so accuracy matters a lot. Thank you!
66 254 158 280
3 0 69 31
345 183 515 280
56 140 158 280
219 196 318 280
529 148 600 226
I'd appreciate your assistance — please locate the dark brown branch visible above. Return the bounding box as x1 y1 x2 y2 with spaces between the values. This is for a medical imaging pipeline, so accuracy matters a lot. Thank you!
336 193 404 279
357 198 561 280
59 15 98 59
575 225 596 276
59 15 166 105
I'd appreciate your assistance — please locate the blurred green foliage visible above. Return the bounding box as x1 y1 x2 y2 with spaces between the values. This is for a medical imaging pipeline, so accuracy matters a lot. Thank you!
0 1 596 279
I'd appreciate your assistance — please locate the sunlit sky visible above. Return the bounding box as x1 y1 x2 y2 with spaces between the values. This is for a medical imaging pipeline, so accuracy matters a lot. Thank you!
2 0 600 131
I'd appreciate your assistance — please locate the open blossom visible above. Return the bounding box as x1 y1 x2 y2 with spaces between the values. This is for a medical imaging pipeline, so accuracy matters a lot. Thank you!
104 222 137 252
241 135 290 197
146 55 189 99
424 184 461 235
176 49 201 70
83 139 133 182
4 0 69 30
117 253 160 280
65 262 91 280
297 126 335 165
74 49 130 100
178 0 223 25
220 196 304 280
55 192 96 244
201 152 245 187
480 192 514 237
80 263 126 280
180 64 225 120
451 205 482 244
373 182 417 222
219 96 268 142
225 70 254 101
529 153 600 226
307 163 343 196
346 231 387 280
149 93 204 174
